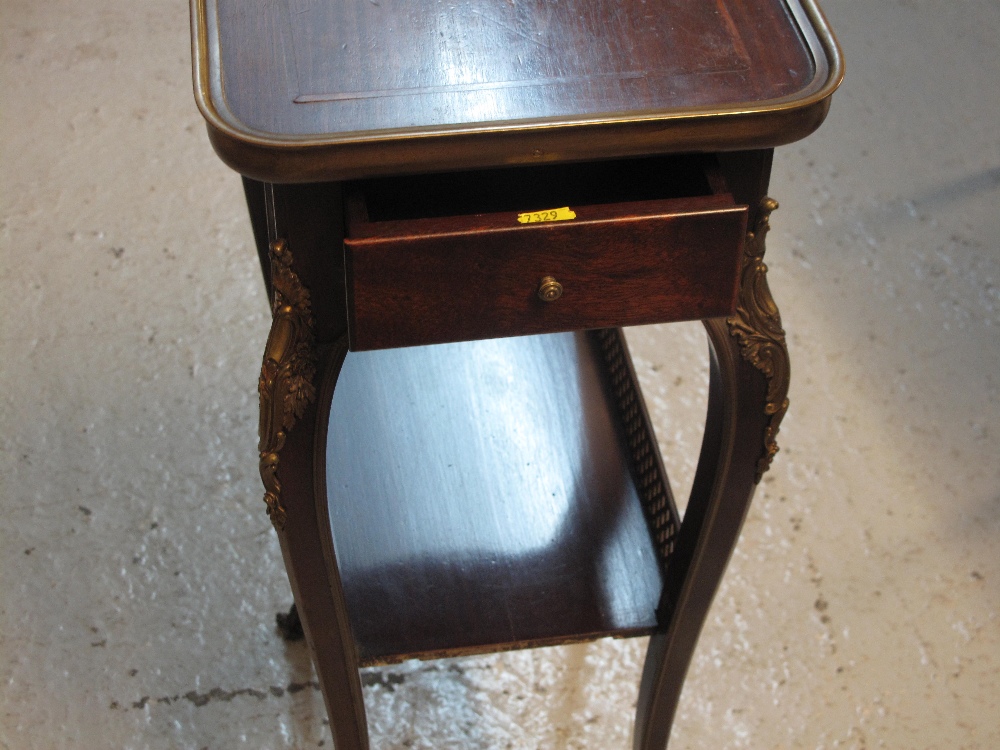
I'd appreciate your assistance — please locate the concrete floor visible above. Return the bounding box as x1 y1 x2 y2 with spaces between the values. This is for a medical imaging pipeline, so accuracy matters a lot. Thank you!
2 1 999 748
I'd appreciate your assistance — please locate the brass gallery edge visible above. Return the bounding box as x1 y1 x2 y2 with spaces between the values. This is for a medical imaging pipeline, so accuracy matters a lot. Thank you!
595 328 678 564
727 198 790 483
258 239 317 530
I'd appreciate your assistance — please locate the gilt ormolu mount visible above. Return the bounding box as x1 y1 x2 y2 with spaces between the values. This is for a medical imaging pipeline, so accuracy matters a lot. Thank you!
728 197 791 482
257 239 316 531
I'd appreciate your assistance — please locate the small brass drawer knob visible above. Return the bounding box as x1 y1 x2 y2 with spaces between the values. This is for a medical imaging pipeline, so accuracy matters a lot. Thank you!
538 276 563 302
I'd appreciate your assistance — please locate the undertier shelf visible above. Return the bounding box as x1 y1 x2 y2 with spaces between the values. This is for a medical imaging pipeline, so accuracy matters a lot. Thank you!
325 331 673 666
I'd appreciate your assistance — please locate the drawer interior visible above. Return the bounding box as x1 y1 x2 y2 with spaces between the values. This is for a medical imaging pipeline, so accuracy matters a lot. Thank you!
353 154 724 223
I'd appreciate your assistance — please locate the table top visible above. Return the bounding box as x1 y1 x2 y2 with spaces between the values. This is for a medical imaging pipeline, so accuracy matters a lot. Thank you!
192 0 842 182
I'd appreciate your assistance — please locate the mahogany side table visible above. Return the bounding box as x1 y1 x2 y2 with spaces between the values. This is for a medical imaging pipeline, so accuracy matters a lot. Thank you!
190 2 842 747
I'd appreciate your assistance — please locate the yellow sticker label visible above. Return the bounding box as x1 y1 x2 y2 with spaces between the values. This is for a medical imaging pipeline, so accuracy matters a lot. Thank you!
516 207 577 224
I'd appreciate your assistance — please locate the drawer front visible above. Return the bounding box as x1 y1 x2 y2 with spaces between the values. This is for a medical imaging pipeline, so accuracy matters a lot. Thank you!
345 196 747 351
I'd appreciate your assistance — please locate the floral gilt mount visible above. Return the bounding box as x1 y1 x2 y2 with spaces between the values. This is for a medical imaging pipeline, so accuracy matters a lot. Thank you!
727 198 790 483
258 239 317 530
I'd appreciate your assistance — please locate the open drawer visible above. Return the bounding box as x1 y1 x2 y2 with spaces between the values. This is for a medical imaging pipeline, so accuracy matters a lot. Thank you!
344 155 748 350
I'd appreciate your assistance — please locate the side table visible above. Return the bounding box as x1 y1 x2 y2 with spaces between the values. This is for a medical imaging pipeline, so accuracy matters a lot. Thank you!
190 1 842 747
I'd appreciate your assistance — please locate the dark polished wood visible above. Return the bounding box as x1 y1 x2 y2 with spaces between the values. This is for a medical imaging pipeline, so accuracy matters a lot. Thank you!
248 155 781 750
345 156 747 350
215 0 812 135
634 152 776 749
633 317 771 750
197 2 841 747
192 0 842 181
241 176 273 302
326 332 664 664
258 185 369 750
275 339 368 750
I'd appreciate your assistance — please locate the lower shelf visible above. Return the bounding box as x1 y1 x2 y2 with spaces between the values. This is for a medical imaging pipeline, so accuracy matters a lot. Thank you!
325 331 674 666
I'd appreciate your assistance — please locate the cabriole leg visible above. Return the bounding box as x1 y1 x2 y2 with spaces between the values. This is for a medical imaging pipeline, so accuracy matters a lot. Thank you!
634 198 789 749
255 182 370 750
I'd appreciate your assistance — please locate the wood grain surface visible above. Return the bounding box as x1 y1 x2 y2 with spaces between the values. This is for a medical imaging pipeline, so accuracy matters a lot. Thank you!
324 332 664 665
212 0 813 136
344 157 747 350
193 0 841 180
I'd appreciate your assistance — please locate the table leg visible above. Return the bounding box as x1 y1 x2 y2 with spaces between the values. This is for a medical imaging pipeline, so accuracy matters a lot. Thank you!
242 176 273 302
633 198 789 749
254 181 371 749
280 337 371 750
260 325 370 748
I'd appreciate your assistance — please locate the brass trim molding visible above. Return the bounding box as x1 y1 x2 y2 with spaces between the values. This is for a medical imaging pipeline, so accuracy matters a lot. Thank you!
727 198 790 483
258 239 317 530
